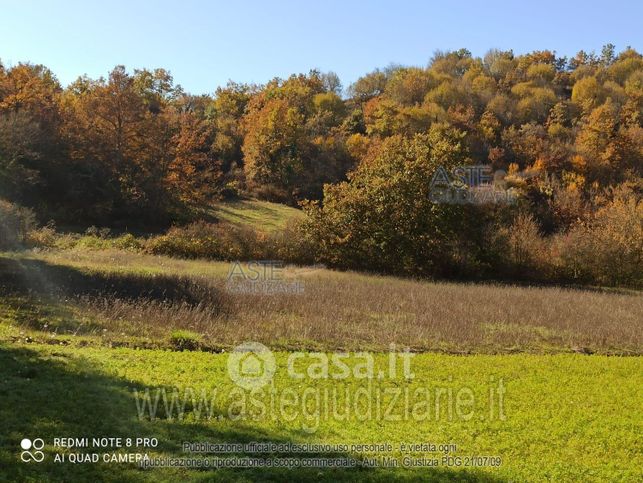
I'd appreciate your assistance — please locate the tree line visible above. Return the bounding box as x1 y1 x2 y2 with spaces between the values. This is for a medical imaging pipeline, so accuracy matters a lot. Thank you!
1 45 639 222
1 45 641 285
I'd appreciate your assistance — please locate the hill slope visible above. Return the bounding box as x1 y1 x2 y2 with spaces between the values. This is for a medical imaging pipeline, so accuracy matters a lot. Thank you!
208 199 302 232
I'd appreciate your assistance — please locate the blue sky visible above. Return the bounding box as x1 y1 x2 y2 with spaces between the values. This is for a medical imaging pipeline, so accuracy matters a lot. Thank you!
1 0 641 94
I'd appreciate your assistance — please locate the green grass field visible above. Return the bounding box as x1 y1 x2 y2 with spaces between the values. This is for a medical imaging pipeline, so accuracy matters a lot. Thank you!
1 342 641 482
0 245 641 481
207 199 303 232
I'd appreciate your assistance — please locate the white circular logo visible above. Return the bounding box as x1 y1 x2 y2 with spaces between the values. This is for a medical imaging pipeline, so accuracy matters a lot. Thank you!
227 342 276 390
20 438 45 463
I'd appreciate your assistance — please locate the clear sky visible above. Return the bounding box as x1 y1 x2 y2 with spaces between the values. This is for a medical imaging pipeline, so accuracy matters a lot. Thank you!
1 0 641 95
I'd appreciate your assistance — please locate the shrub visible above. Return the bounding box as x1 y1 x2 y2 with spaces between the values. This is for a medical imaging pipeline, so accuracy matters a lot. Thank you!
145 222 227 259
169 330 202 351
0 199 36 249
145 220 313 263
267 218 317 265
74 235 113 250
553 187 643 287
247 183 291 203
149 223 207 258
26 225 144 252
487 211 548 281
506 212 547 277
299 128 492 277
112 233 144 251
550 228 594 284
25 222 59 248
25 217 312 265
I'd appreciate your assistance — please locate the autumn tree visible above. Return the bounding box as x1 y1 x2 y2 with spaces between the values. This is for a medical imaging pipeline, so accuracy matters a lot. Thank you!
60 67 188 220
209 82 253 175
0 62 63 204
302 124 487 276
242 71 352 201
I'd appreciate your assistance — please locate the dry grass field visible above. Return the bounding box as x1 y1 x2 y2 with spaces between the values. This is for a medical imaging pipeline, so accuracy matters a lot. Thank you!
1 249 640 354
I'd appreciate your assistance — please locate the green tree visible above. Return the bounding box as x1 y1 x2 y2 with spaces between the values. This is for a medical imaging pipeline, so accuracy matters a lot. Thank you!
302 124 485 276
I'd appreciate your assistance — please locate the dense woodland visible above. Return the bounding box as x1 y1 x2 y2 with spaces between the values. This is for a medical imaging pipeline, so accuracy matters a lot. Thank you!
1 45 642 285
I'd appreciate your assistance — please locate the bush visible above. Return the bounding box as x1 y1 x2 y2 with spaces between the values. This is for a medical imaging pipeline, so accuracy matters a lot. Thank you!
552 187 643 287
169 330 202 351
493 212 548 280
25 222 59 248
0 199 36 249
247 183 291 203
299 129 489 277
145 222 232 259
26 225 144 252
112 233 144 251
145 220 313 264
25 216 312 265
266 218 317 265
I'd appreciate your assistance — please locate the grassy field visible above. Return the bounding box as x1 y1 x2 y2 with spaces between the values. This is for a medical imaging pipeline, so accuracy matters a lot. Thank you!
0 342 641 482
207 199 303 232
0 248 641 481
1 250 640 354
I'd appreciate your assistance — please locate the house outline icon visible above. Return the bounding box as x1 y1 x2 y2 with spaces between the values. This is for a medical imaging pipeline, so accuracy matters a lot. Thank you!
239 352 265 377
228 341 276 389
